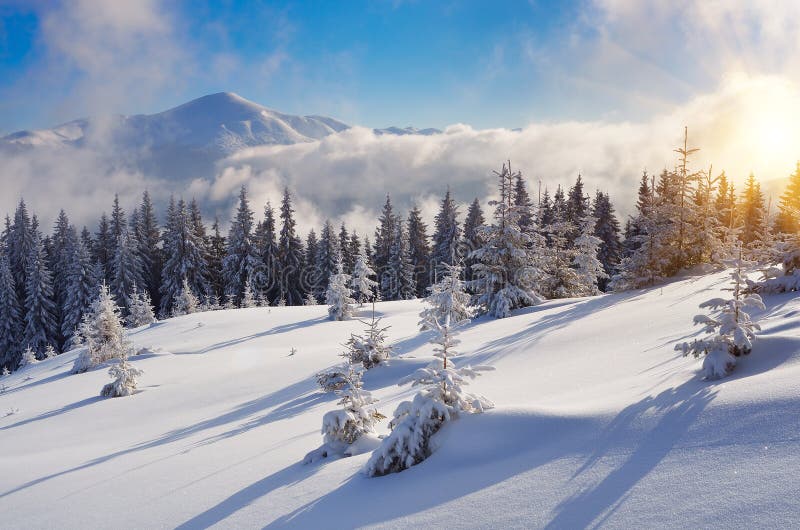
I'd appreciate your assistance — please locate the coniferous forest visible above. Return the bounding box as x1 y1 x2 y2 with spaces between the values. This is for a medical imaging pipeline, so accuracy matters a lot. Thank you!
2 130 800 373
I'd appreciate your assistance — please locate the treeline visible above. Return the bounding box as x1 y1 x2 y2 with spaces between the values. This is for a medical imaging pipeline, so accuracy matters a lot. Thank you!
2 128 800 372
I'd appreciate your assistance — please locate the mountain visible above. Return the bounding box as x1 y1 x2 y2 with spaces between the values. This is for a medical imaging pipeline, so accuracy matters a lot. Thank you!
0 92 439 181
1 271 799 527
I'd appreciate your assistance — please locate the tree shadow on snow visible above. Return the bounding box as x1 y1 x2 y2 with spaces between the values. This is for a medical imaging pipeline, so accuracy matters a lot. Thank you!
544 379 717 529
0 396 103 430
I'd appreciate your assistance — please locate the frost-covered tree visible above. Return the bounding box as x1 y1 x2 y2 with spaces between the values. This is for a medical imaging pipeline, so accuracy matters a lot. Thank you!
739 173 765 246
675 248 765 379
222 187 260 306
135 191 163 310
389 221 416 300
254 203 279 302
304 364 385 463
471 162 544 318
18 346 38 369
316 220 341 295
100 349 143 398
373 195 397 301
126 285 156 328
351 248 377 305
161 197 209 315
572 214 607 296
326 260 355 321
206 217 226 301
0 252 22 371
592 191 622 290
540 218 582 299
73 283 133 373
565 174 588 239
44 344 57 359
172 277 199 317
419 262 472 331
364 306 493 476
304 292 319 306
241 278 258 308
776 162 800 234
22 233 57 356
305 229 322 301
111 228 144 313
344 304 393 369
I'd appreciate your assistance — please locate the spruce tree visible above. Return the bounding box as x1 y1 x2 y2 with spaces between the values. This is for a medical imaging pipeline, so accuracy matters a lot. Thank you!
591 191 622 290
207 217 226 301
305 229 322 301
111 228 144 313
326 259 355 321
135 191 163 309
406 205 431 297
351 247 378 304
573 214 607 296
277 188 305 305
222 187 260 306
0 252 21 371
22 233 57 356
776 162 800 234
513 173 535 233
461 198 485 284
739 173 765 245
316 220 341 295
373 195 397 301
161 198 208 315
431 188 461 281
254 203 278 301
471 162 544 318
61 227 95 349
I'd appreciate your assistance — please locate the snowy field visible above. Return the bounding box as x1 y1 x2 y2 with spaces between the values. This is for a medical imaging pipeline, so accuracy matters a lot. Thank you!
1 270 799 528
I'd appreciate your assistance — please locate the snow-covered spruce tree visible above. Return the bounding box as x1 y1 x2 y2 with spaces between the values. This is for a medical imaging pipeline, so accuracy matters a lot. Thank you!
222 187 260 307
135 191 163 311
326 259 355 321
111 228 145 314
749 223 800 293
591 191 622 291
0 251 22 371
364 311 493 476
73 283 133 373
254 202 279 302
540 218 582 299
100 348 143 398
470 162 544 318
373 195 397 301
161 197 209 316
316 220 341 296
304 364 385 463
345 303 393 369
351 248 377 305
171 277 199 317
61 227 95 350
22 232 57 356
572 214 607 296
431 188 461 281
406 205 431 297
18 346 38 369
241 278 258 308
419 262 472 332
461 198 485 286
276 188 305 306
304 292 319 306
776 162 800 234
44 344 57 359
675 248 765 379
126 285 156 328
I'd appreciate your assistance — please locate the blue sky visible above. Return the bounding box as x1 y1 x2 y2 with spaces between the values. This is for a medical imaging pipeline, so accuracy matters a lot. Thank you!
0 0 709 131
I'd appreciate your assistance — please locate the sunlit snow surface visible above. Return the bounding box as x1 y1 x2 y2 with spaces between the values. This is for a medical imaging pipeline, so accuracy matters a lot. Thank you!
1 270 799 528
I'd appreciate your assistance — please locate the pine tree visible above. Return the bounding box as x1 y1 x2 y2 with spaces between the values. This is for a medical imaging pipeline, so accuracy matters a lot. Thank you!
222 187 260 306
351 247 378 304
461 198 485 284
431 188 461 281
513 173 535 233
305 229 322 301
676 247 764 379
207 217 226 300
0 252 21 371
22 233 57 356
316 220 341 296
691 166 724 264
591 191 622 290
326 259 355 321
73 283 132 373
739 173 765 245
390 221 416 300
373 195 397 301
126 285 156 328
339 223 355 274
135 191 163 309
254 203 279 302
277 188 305 305
565 174 588 239
111 228 144 313
365 299 492 476
18 346 38 369
50 210 71 344
161 198 208 315
776 162 800 234
61 227 95 350
172 277 199 317
406 205 431 297
540 217 582 298
471 162 544 318
573 214 607 296
419 262 472 331
9 200 34 303
94 213 113 283
344 304 393 369
241 278 258 308
100 347 143 398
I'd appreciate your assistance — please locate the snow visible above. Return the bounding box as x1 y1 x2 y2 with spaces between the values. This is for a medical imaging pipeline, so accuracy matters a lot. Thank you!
1 271 799 528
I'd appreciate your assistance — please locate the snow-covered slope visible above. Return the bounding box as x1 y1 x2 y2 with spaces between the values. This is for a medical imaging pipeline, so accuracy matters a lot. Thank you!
1 271 799 528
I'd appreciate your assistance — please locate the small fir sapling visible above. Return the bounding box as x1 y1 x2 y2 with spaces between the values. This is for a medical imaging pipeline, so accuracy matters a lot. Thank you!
241 278 258 308
172 277 199 316
675 247 765 379
419 262 472 332
44 344 57 359
304 292 319 306
126 285 156 328
73 283 134 374
100 349 143 397
18 346 38 369
304 364 385 463
365 310 493 476
345 302 393 369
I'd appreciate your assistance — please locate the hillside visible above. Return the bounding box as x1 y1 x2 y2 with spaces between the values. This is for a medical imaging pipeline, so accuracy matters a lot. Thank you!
1 270 799 528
